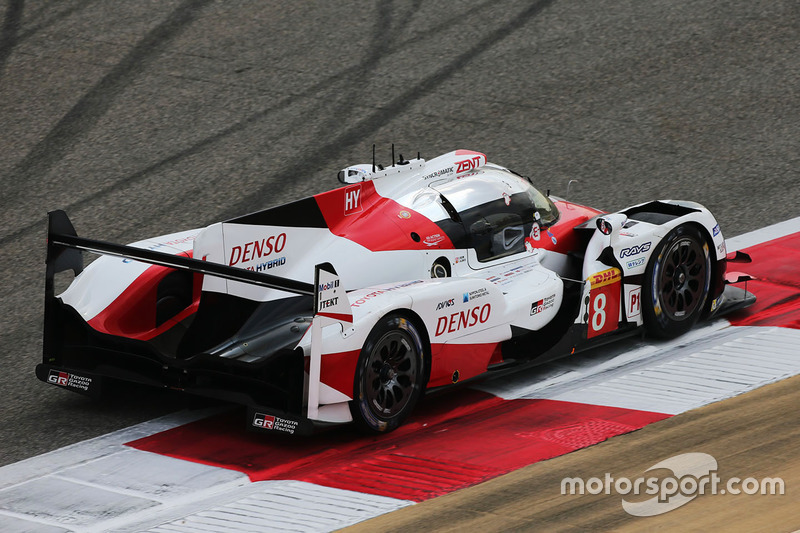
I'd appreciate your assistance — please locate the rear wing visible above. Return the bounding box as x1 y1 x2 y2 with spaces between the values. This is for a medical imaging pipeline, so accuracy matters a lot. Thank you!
45 210 315 297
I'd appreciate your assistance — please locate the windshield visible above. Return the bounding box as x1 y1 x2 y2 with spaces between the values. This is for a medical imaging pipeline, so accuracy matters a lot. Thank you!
439 172 559 262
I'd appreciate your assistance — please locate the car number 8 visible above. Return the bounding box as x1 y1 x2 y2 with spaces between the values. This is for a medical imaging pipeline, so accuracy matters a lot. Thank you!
591 293 606 331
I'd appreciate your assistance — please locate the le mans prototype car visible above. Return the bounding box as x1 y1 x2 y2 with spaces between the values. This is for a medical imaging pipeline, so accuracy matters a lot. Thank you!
40 149 755 434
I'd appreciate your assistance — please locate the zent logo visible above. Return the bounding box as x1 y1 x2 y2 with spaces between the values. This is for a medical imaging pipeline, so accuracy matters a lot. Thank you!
253 413 275 429
619 242 651 258
455 156 482 173
344 184 362 216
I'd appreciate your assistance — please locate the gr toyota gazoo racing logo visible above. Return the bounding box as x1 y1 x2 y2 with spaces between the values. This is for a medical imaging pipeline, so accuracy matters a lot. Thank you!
252 412 300 434
531 294 556 315
253 412 275 430
47 370 92 391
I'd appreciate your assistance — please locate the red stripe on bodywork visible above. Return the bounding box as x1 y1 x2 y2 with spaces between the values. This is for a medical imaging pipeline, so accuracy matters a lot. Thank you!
88 255 201 341
317 312 353 323
314 180 454 252
728 232 800 329
320 349 360 397
127 391 667 502
543 200 604 255
428 342 499 387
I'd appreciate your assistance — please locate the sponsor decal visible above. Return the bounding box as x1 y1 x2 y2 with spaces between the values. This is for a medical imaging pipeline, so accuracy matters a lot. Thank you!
713 224 721 237
628 287 641 318
547 229 557 245
350 280 424 308
436 299 455 310
246 256 286 272
502 192 511 206
344 184 363 216
456 156 483 173
590 268 622 288
435 303 492 336
317 296 339 310
253 412 299 434
422 167 455 180
423 233 446 247
531 294 556 315
531 222 541 241
398 210 411 219
588 268 622 338
626 257 646 269
717 242 726 256
619 241 651 258
463 287 489 303
454 255 466 264
229 233 287 265
47 370 92 392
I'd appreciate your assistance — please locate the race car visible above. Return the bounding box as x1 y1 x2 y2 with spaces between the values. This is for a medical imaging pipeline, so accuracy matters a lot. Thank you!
39 149 755 434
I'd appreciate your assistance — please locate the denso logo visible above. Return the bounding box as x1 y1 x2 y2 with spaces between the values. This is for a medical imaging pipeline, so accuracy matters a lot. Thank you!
456 156 482 173
344 184 362 216
435 303 491 336
229 233 286 265
436 299 455 310
619 241 651 258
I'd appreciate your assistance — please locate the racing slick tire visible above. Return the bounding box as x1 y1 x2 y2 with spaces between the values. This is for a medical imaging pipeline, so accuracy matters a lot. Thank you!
642 224 712 339
350 313 426 433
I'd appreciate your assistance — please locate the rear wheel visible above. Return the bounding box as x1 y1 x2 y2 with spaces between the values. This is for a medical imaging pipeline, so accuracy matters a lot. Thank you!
642 224 711 338
350 314 425 433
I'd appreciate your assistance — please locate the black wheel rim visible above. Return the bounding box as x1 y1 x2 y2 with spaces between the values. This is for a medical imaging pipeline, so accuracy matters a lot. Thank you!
365 330 419 418
657 237 707 321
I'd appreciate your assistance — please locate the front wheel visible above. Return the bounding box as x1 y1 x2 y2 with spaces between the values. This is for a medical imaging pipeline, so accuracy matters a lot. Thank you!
642 224 711 338
350 314 425 433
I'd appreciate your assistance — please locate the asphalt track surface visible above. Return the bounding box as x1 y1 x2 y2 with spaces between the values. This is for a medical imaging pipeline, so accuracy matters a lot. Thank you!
0 0 798 511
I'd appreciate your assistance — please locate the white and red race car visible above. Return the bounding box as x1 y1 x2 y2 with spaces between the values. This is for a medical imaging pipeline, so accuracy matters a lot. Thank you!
39 149 755 434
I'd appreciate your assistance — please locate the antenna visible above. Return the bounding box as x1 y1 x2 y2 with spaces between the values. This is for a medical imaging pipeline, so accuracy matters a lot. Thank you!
372 144 376 173
567 179 579 197
417 151 421 160
391 144 396 167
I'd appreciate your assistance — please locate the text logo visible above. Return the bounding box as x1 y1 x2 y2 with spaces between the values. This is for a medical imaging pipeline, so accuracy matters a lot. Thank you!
253 413 275 429
531 294 556 315
560 452 785 517
619 242 651 258
229 234 287 265
629 287 641 317
435 303 491 336
626 257 646 269
48 371 69 386
456 156 482 173
344 184 362 216
436 299 455 310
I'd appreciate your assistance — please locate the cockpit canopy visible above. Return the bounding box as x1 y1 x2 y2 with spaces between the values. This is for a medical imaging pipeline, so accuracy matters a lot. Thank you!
434 168 559 262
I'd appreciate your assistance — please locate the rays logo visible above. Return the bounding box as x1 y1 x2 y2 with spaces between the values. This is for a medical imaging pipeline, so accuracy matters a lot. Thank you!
619 242 651 258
